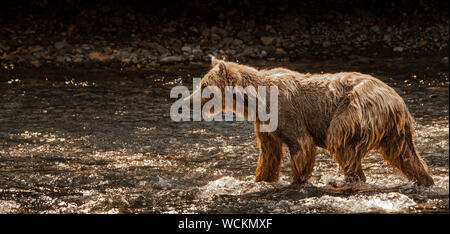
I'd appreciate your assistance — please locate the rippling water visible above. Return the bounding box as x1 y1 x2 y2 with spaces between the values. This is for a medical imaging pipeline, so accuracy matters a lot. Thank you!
0 57 448 213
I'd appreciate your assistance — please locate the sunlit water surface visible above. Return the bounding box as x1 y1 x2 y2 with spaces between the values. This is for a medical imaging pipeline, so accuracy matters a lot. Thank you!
0 57 448 213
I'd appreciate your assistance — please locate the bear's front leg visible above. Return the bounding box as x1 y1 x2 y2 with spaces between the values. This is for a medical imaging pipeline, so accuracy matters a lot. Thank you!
288 136 317 184
254 131 284 182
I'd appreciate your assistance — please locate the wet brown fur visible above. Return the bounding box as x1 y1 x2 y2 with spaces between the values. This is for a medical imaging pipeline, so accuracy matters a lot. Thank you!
195 57 434 186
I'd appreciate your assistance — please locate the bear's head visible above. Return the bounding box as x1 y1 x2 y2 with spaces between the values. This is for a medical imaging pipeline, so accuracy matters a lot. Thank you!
181 56 278 131
200 56 259 92
189 56 261 116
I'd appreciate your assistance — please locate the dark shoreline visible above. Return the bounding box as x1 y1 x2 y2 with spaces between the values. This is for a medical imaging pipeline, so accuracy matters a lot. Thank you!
1 0 448 68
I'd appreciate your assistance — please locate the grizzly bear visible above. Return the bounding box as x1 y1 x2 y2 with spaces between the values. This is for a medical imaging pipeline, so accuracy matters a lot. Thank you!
188 56 434 187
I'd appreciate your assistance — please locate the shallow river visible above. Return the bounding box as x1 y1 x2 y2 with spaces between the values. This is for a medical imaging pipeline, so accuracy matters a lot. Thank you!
0 57 448 213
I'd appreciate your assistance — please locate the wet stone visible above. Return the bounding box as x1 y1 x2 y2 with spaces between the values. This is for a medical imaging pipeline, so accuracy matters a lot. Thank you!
160 55 184 63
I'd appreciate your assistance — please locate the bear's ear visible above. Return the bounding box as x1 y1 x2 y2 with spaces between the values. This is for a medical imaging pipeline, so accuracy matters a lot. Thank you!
218 61 228 78
211 55 219 67
218 62 234 85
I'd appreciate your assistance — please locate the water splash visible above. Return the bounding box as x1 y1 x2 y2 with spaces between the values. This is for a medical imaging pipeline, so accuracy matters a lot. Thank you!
301 192 416 213
200 176 288 198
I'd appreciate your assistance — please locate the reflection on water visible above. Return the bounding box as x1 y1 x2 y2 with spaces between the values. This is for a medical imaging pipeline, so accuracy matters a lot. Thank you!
0 57 448 213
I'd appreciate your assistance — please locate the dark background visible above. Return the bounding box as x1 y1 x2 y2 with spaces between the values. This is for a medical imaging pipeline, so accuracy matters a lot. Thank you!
0 0 448 66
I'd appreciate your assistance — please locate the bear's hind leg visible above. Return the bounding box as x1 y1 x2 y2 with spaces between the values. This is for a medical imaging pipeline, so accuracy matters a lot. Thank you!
254 131 284 182
333 147 369 183
288 136 317 184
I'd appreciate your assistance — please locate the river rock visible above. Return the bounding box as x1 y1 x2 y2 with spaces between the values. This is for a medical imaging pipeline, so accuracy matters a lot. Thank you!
89 51 111 62
275 48 287 56
188 26 198 33
160 55 184 63
0 43 10 51
181 46 192 53
260 50 268 58
237 31 252 43
54 40 68 50
156 45 170 55
223 37 233 45
393 46 404 52
322 41 331 47
371 25 380 33
210 33 221 41
30 60 42 68
260 36 275 46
